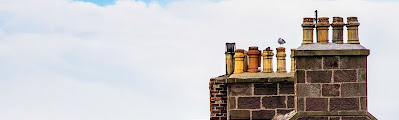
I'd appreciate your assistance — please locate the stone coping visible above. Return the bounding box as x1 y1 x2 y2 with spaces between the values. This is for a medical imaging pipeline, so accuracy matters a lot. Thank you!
287 111 377 120
227 72 294 83
294 43 370 56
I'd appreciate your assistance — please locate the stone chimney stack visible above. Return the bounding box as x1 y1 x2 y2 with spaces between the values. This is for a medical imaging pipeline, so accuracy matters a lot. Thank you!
292 17 377 120
347 17 360 44
331 17 344 44
317 17 330 44
301 18 315 44
248 46 261 73
262 49 274 73
276 47 287 73
234 49 245 74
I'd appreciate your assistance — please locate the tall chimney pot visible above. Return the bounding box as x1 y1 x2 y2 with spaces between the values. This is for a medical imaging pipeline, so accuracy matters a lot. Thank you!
317 17 330 44
347 17 360 44
276 47 287 73
233 49 245 74
262 49 274 73
301 18 315 44
331 17 344 44
247 46 261 73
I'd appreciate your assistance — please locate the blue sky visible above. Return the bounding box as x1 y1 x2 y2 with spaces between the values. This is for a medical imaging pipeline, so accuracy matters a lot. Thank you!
0 0 398 120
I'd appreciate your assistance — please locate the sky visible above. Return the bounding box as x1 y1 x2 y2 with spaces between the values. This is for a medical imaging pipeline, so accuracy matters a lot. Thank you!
0 0 398 120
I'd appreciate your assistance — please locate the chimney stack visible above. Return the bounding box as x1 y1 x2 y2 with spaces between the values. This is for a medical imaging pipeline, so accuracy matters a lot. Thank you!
247 46 261 73
331 17 344 44
276 47 287 73
262 48 274 73
317 17 330 44
347 17 360 44
225 43 235 75
301 18 315 44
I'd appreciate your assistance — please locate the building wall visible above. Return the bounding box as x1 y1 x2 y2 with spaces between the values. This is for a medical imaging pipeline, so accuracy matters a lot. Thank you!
228 82 294 120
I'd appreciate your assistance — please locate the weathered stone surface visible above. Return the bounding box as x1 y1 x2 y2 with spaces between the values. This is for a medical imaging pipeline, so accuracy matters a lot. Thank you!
358 68 367 83
230 110 250 119
252 110 275 120
330 98 359 111
254 83 277 95
360 97 367 111
298 97 305 111
228 97 236 109
334 70 357 82
296 56 322 70
262 96 286 109
229 84 252 96
341 83 367 97
277 109 294 115
237 97 260 109
296 70 305 83
323 56 339 69
279 82 294 94
340 56 367 69
342 116 370 120
287 96 295 108
297 84 321 97
297 117 328 120
306 98 328 111
322 84 340 96
307 70 332 83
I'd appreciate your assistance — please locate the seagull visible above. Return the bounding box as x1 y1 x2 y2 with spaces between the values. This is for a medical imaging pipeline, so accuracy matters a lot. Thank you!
278 37 286 47
265 47 271 51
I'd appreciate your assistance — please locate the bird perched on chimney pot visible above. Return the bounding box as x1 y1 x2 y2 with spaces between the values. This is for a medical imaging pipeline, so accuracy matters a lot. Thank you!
278 37 286 47
265 47 271 51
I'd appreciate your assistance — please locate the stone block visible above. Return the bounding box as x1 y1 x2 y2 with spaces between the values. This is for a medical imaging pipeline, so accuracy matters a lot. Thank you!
306 98 328 111
254 83 277 95
296 70 305 83
323 56 339 69
237 97 260 109
307 70 332 83
342 116 370 120
341 83 367 97
279 82 294 94
297 84 321 97
287 96 295 108
228 97 236 109
229 84 252 96
330 98 359 111
358 68 367 83
297 97 305 111
322 84 340 96
252 110 275 120
297 117 328 120
277 109 294 115
262 96 286 109
360 97 367 111
334 70 357 82
296 56 322 70
229 110 250 119
340 56 367 69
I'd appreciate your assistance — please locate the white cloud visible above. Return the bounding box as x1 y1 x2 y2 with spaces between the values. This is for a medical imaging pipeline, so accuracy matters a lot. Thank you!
0 0 397 119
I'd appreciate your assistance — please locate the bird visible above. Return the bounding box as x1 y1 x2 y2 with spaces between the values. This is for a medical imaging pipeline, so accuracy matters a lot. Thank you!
278 37 286 47
265 47 271 51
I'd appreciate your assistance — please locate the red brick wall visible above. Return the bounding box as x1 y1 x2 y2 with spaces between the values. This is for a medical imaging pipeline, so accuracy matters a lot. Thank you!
210 76 228 120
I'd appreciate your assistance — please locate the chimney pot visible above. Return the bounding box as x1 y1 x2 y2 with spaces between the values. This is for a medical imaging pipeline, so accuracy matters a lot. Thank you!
233 49 245 74
276 47 287 73
347 17 360 44
247 46 261 73
262 49 274 73
331 17 344 44
317 17 330 44
301 18 315 44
